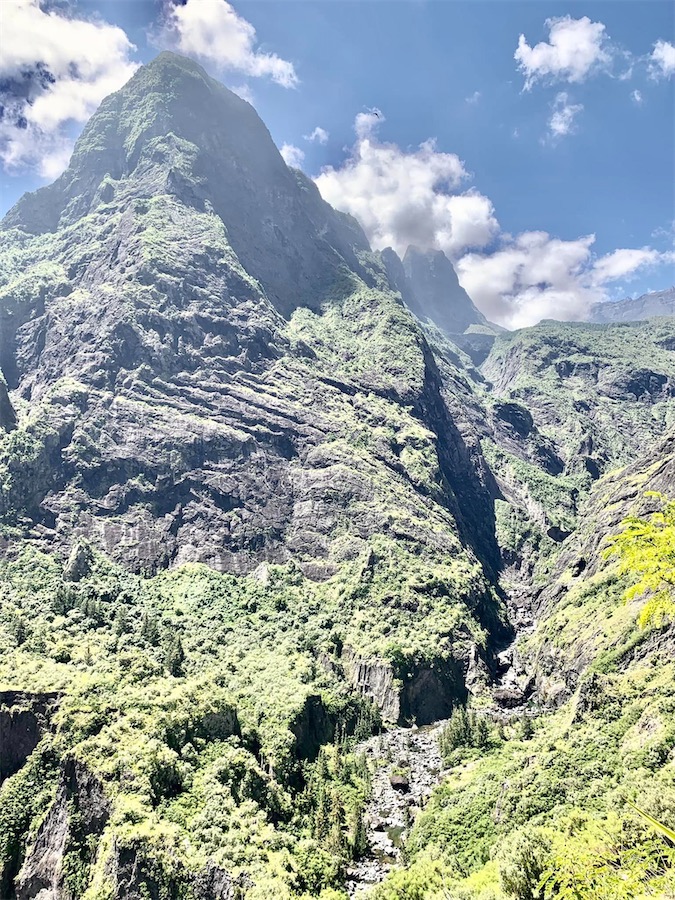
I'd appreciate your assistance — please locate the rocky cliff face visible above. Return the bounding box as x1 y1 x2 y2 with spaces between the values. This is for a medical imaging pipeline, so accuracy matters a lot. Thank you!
522 431 675 705
0 52 498 590
402 246 489 336
380 245 498 365
16 757 110 900
0 691 59 784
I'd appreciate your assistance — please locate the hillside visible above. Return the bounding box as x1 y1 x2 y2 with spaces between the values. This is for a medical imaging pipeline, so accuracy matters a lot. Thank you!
1 52 674 900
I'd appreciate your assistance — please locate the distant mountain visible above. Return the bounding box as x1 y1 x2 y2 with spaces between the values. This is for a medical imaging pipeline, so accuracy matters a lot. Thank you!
380 245 499 363
589 286 675 323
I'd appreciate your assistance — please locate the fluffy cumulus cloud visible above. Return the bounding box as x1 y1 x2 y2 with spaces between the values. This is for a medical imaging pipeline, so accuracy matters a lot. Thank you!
315 112 498 258
0 0 138 177
280 143 305 168
305 126 329 144
650 40 675 79
315 111 673 329
515 16 611 88
158 0 297 87
458 237 674 329
547 92 584 140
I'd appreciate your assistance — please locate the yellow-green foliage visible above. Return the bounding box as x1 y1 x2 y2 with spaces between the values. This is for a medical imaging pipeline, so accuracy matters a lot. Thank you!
605 492 675 627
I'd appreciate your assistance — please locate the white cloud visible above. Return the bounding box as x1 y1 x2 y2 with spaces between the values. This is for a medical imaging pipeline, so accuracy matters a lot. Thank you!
458 233 598 327
305 126 329 144
465 91 482 104
158 0 297 87
458 236 674 328
590 247 671 284
515 16 611 88
230 83 255 104
546 92 583 140
650 40 675 79
315 110 673 328
315 112 497 258
354 108 384 140
0 0 138 177
631 89 643 104
280 143 305 168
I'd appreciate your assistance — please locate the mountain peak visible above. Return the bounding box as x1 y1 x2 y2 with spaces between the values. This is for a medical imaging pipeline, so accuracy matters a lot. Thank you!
1 52 373 316
402 245 488 335
589 286 675 323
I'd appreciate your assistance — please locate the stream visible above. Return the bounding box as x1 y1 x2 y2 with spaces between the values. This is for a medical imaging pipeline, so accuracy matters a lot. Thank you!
345 720 448 897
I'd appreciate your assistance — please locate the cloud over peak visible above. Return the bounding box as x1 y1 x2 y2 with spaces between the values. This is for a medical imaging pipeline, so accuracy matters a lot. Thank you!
157 0 298 87
314 111 673 329
280 143 305 168
315 113 497 259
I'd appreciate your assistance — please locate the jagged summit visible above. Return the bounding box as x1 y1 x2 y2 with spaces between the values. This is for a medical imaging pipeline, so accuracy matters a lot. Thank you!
380 244 498 363
403 246 489 335
2 51 372 316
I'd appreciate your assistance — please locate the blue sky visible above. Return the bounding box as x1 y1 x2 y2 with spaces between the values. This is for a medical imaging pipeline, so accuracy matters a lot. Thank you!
1 0 673 326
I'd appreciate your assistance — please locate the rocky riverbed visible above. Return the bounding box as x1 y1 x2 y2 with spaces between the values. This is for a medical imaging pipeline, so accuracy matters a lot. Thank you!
345 721 448 896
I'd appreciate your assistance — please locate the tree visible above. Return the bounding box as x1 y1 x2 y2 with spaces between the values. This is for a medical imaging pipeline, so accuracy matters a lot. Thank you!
140 611 160 646
113 606 130 637
165 635 185 676
605 492 675 627
350 801 368 859
495 826 552 900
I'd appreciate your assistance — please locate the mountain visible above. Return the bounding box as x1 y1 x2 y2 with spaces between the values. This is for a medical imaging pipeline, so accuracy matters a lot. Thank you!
589 286 675 323
380 245 500 364
0 51 497 582
1 52 675 900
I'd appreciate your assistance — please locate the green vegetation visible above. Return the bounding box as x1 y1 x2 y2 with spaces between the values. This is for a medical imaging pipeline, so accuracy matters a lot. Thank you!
2 48 675 900
605 492 675 627
368 492 675 898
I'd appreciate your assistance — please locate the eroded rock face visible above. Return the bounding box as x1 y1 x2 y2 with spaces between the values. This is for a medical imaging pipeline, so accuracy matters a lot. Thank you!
402 247 488 336
0 375 16 431
16 758 110 900
526 432 675 703
0 52 499 591
0 691 59 784
589 286 675 323
193 863 252 900
290 694 338 763
345 654 402 723
344 650 467 726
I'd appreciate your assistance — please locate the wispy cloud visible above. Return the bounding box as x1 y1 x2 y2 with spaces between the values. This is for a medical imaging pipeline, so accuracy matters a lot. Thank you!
304 126 329 144
545 92 583 141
